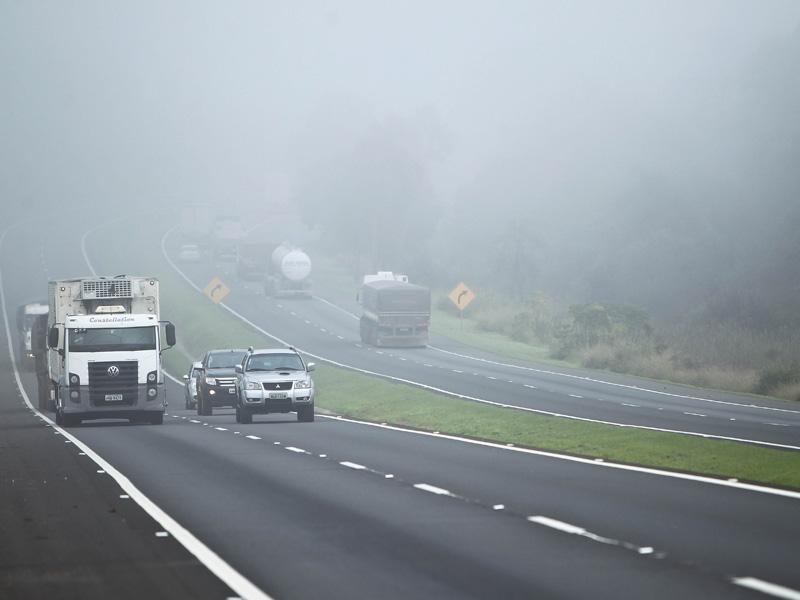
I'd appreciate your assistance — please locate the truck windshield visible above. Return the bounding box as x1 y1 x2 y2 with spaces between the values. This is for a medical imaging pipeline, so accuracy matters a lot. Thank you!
68 327 157 352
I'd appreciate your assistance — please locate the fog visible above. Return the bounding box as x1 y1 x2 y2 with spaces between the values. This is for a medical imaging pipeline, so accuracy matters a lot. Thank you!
2 1 799 333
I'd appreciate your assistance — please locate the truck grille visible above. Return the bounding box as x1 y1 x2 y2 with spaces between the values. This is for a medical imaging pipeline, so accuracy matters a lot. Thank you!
262 381 293 391
88 361 138 406
82 279 133 299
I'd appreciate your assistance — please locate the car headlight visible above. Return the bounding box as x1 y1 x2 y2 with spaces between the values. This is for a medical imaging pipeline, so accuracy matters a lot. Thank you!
245 380 261 390
294 380 311 390
205 377 216 385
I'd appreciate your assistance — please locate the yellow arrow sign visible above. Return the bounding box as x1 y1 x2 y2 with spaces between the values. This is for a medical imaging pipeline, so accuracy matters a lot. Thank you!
203 276 230 304
448 282 475 310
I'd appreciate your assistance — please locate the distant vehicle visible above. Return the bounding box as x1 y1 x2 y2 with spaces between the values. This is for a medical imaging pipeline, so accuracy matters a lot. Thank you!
359 275 431 347
265 243 312 297
362 271 409 285
236 241 273 281
212 216 245 262
234 347 315 423
46 276 176 426
183 361 202 410
179 204 213 243
195 349 248 416
17 301 48 370
178 243 202 262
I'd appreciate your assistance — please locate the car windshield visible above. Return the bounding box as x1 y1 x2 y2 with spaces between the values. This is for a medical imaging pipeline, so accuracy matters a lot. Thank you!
207 352 246 368
68 326 157 352
246 353 304 372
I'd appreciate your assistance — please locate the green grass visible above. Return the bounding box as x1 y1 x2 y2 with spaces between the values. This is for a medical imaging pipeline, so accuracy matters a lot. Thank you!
86 226 800 490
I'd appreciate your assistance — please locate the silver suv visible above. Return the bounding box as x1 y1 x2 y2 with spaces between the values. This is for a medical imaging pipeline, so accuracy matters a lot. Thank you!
234 347 315 423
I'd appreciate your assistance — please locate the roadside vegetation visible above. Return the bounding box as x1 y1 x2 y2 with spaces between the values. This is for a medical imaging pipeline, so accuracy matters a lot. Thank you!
431 291 800 402
87 226 800 490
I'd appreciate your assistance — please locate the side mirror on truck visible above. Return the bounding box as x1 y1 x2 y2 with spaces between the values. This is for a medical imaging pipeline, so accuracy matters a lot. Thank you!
47 326 59 349
165 323 176 348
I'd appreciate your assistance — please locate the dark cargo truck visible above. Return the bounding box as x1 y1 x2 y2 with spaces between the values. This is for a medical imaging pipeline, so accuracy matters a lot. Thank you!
359 280 431 347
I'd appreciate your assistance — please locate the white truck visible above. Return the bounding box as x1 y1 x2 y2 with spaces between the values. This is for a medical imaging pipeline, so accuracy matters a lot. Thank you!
265 243 312 297
46 276 176 426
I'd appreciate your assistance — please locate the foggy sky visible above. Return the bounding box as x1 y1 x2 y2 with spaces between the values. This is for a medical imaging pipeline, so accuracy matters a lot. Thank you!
2 1 797 206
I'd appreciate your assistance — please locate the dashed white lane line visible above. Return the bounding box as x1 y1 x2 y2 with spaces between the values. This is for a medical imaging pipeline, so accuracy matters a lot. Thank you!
337 335 345 340
215 427 228 431
190 419 201 424
622 403 640 408
766 423 792 427
119 494 130 499
452 370 464 374
493 504 505 511
398 357 407 361
424 364 434 367
155 531 170 538
684 412 707 417
304 320 311 324
285 446 307 454
524 384 537 389
246 435 261 440
340 461 367 470
487 376 497 380
569 394 583 399
732 577 800 600
414 483 454 497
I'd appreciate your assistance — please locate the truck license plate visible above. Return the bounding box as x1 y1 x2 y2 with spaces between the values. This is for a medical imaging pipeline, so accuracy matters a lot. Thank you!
269 392 288 400
105 394 123 402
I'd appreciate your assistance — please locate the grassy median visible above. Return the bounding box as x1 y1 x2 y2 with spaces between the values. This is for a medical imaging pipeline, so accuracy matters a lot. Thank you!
89 226 800 490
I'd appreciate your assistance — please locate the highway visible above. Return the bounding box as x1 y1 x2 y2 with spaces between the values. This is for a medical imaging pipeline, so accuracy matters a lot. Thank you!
160 228 800 451
2 216 799 599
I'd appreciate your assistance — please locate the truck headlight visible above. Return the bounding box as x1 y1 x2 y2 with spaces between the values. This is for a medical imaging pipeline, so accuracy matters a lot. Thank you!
294 380 311 390
205 377 216 386
245 381 261 390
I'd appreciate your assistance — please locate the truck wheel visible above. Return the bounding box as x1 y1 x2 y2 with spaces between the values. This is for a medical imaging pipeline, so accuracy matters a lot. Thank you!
297 404 315 422
149 412 164 425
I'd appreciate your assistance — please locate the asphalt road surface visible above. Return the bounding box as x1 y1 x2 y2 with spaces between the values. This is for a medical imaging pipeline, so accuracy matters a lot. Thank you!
1 216 799 599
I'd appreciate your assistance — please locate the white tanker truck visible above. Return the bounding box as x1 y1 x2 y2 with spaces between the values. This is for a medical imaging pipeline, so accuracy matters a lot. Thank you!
265 243 312 297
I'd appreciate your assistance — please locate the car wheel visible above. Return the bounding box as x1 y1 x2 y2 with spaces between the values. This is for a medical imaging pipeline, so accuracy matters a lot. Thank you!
297 404 315 422
239 407 253 424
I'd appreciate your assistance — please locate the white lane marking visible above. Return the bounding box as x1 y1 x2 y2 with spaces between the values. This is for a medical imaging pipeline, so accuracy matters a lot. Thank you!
304 320 311 324
215 427 228 431
684 412 707 418
0 226 274 600
732 577 800 600
487 376 497 380
319 454 327 458
190 419 201 424
158 229 800 452
155 531 169 538
766 423 792 427
285 446 306 454
398 357 407 361
528 516 585 535
527 516 618 545
317 415 800 500
638 547 654 555
320 328 327 333
337 335 345 340
622 403 640 408
452 369 464 374
569 394 583 399
120 495 130 499
385 474 394 479
340 461 367 470
524 384 537 389
429 345 800 415
246 435 261 440
414 483 454 497
493 504 505 510
424 364 433 367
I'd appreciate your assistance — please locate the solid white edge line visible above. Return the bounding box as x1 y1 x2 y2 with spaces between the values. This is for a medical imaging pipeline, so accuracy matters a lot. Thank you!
159 229 800 453
317 414 800 501
732 577 800 600
1 226 273 600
